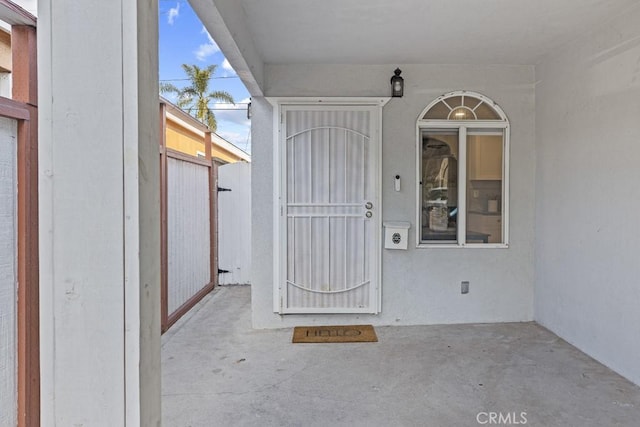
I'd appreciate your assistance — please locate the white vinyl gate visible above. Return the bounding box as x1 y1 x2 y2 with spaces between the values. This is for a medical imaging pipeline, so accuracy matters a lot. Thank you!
218 162 251 285
276 104 383 314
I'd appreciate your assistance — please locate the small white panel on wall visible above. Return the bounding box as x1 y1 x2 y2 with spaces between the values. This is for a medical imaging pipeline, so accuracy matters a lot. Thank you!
383 221 411 250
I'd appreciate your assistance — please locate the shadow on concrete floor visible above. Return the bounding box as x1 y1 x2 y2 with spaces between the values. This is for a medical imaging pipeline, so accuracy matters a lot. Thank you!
162 285 640 427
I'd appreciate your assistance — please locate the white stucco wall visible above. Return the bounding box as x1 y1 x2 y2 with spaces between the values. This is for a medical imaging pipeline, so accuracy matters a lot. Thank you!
38 0 161 424
534 5 640 386
252 64 536 328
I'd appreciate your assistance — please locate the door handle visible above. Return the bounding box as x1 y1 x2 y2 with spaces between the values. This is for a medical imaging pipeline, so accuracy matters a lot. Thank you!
365 211 373 218
365 202 373 209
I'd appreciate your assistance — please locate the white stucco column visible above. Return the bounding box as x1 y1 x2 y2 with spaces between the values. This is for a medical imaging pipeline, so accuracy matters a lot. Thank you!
38 1 161 425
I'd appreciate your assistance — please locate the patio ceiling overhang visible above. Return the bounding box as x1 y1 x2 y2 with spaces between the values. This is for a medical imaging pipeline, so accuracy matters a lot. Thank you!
191 0 639 96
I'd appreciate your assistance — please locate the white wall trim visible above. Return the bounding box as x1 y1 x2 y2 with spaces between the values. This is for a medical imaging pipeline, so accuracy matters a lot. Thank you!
269 99 280 312
122 1 142 422
267 97 390 107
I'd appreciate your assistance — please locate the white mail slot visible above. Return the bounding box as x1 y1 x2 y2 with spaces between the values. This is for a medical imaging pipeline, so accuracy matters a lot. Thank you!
383 221 411 250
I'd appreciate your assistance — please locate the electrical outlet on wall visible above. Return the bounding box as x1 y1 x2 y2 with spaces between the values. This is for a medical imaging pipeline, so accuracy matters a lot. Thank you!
461 281 469 294
473 190 480 198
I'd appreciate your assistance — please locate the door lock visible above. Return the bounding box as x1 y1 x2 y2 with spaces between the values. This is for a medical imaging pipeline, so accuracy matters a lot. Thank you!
365 202 373 209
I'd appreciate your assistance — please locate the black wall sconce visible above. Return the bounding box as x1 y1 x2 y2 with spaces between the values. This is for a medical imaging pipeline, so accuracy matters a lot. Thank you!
390 68 404 97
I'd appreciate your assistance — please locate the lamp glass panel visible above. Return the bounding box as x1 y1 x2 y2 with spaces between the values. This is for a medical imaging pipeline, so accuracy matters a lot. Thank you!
450 107 475 120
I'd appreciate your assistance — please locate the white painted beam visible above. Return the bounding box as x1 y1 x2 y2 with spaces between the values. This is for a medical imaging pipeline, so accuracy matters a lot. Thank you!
38 0 160 424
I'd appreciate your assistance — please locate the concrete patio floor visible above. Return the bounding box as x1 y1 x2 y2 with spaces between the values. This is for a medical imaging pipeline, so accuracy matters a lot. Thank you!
162 286 640 426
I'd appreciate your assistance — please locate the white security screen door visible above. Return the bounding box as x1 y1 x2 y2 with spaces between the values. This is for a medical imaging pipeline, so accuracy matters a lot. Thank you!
277 104 382 314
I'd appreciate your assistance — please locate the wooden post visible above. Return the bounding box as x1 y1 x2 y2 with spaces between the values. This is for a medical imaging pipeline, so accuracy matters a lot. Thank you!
159 103 169 332
12 23 39 427
205 132 218 292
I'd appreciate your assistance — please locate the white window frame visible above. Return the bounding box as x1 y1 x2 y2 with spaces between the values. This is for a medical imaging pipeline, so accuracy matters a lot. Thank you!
416 91 510 249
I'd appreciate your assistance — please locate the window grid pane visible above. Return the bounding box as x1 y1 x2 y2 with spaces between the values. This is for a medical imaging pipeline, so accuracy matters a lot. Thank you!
421 130 458 243
422 101 450 119
466 131 504 244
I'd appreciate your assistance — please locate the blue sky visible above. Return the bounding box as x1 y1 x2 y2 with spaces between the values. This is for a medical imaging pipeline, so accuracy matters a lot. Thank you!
159 1 252 153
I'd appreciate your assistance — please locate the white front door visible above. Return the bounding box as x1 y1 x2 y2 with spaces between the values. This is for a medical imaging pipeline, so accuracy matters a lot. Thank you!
277 105 381 314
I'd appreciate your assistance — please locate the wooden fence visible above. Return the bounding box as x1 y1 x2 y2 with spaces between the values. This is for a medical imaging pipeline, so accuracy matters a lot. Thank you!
0 111 18 427
0 4 40 425
160 104 218 332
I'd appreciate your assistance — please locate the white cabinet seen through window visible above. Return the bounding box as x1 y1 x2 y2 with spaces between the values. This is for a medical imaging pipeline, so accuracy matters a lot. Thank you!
468 135 503 181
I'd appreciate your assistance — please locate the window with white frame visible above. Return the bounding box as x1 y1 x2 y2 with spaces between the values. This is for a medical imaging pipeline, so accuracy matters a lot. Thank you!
417 91 509 247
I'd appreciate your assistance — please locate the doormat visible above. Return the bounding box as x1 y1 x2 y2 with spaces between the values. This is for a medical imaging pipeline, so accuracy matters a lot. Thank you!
292 325 378 343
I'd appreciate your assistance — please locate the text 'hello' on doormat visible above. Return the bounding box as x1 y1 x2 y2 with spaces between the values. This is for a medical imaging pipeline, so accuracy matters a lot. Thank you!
292 325 378 343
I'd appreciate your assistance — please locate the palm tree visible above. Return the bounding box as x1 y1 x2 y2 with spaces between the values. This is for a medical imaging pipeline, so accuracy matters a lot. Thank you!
161 64 234 132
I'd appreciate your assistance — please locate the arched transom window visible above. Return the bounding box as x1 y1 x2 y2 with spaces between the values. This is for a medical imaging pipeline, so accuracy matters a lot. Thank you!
422 91 507 121
416 91 509 247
